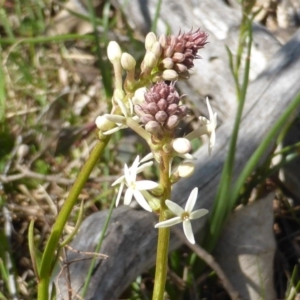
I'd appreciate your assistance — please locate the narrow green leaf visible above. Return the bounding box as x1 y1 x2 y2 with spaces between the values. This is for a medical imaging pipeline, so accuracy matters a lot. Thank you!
0 54 5 123
28 220 42 279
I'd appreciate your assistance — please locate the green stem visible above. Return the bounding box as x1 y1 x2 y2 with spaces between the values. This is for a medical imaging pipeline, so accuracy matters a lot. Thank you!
37 136 110 300
152 150 171 300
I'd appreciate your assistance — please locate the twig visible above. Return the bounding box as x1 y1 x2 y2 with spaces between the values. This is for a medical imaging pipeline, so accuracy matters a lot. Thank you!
172 227 242 300
0 165 118 185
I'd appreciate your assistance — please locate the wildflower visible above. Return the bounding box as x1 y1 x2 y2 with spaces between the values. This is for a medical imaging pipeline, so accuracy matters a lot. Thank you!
200 98 217 154
158 29 208 79
185 98 217 154
134 82 188 138
155 187 208 244
112 156 158 212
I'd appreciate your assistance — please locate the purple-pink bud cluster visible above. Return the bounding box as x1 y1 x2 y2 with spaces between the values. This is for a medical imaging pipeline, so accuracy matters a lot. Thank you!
134 82 188 135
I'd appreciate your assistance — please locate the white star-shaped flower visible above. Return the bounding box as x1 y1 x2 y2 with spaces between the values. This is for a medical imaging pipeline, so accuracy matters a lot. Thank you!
112 155 157 212
199 98 217 154
100 97 141 135
185 98 217 155
155 187 208 244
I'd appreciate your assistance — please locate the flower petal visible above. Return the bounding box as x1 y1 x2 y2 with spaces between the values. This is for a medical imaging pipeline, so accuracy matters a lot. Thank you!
115 182 124 207
183 220 195 244
130 156 140 181
140 153 154 163
115 98 128 118
185 187 198 213
154 216 182 228
112 175 125 186
190 209 209 219
124 187 133 205
124 163 131 184
206 97 214 123
136 161 153 173
133 190 152 212
165 200 184 216
103 125 125 135
135 180 158 191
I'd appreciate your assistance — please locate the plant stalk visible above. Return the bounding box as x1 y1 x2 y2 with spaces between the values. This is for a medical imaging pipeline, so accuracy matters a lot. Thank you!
152 150 171 300
37 136 110 300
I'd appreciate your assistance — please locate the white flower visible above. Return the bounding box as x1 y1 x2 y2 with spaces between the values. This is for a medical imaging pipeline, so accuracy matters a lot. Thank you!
101 97 139 135
155 187 208 244
112 156 157 212
185 98 217 155
200 98 217 154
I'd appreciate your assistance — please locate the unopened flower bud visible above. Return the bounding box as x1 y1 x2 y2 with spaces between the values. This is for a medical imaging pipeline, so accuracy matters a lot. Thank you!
95 115 115 131
151 41 162 58
159 34 167 47
144 52 158 69
145 120 162 135
141 114 155 124
172 138 191 154
162 69 178 81
164 46 174 58
177 161 195 178
166 115 179 129
145 32 157 51
134 105 145 117
147 102 159 115
167 103 178 115
160 57 174 69
174 42 185 52
172 52 185 63
132 88 146 104
155 111 168 123
121 53 136 71
157 99 168 111
107 41 122 63
174 63 188 73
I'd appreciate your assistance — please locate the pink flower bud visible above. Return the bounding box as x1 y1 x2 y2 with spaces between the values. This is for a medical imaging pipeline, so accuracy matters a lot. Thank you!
134 105 146 117
145 120 162 135
157 99 168 111
166 115 179 129
147 102 159 115
174 63 188 73
155 111 168 123
167 103 178 115
141 114 155 124
172 52 185 63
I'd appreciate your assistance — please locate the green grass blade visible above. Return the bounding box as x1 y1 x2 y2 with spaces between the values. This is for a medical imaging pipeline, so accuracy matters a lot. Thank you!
81 193 117 297
231 92 300 203
0 52 5 123
86 0 113 98
151 0 163 33
28 220 42 279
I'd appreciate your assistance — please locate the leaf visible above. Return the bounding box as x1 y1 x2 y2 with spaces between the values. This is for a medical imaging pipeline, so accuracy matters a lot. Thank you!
28 220 42 279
